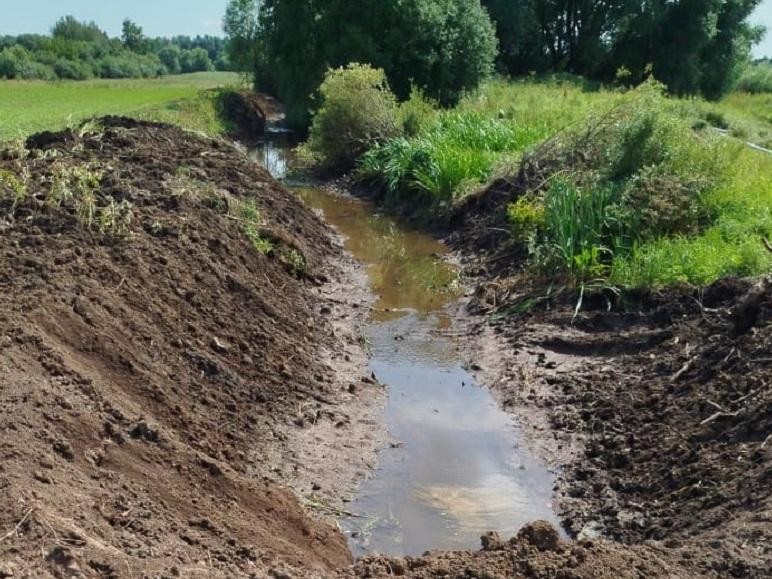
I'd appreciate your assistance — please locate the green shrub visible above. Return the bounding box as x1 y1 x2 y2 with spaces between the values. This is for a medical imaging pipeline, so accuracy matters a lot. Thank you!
305 64 402 171
53 58 93 80
399 87 438 137
507 195 544 243
736 63 772 94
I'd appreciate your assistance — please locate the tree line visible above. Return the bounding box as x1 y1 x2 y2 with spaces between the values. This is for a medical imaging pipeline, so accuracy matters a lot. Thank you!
224 0 764 128
0 16 229 81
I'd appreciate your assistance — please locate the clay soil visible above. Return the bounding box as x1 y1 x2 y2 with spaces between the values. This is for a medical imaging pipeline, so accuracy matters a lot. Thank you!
0 118 384 578
2 116 770 579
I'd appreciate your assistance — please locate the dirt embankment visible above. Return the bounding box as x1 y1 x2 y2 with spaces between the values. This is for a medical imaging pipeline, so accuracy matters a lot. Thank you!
448 274 772 578
0 118 383 578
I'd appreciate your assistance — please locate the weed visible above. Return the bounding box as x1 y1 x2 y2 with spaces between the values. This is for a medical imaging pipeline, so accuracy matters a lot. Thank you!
232 198 273 255
98 198 133 238
506 195 544 243
0 166 29 209
281 248 307 277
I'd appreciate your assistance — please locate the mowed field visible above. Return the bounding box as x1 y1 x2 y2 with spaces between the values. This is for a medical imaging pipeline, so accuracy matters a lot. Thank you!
0 71 242 140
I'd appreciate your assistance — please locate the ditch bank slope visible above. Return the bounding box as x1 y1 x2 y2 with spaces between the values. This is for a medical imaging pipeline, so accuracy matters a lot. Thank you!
0 119 380 578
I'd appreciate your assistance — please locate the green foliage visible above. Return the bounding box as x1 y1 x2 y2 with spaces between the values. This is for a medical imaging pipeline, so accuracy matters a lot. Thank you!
736 62 772 94
481 0 762 99
0 73 241 140
399 87 438 137
226 0 497 128
305 64 401 171
121 19 145 53
280 248 307 277
233 198 273 254
0 16 227 82
507 195 544 243
358 109 550 206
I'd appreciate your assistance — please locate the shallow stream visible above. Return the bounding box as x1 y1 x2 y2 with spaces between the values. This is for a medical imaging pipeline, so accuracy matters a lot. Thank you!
251 137 561 557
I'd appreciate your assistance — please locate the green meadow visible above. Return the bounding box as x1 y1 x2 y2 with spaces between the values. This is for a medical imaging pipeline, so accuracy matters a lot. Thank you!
0 71 242 140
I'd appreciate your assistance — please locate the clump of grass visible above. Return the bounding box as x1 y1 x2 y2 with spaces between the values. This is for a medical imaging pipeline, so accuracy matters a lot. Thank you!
509 82 740 286
0 166 30 209
232 198 273 254
98 198 133 238
358 112 544 207
280 247 307 277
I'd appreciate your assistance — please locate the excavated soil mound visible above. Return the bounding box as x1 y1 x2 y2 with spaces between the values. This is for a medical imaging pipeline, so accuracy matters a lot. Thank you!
343 521 693 579
466 277 772 578
0 119 356 577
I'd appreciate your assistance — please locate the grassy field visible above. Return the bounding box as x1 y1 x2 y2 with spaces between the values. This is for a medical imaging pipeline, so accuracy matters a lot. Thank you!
0 72 243 140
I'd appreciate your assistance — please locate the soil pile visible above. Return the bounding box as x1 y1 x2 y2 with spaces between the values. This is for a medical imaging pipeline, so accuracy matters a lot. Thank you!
343 521 692 579
465 277 772 578
0 118 374 578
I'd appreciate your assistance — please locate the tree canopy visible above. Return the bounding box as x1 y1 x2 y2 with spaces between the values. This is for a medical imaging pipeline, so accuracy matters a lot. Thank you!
0 16 225 81
482 0 763 99
225 0 498 128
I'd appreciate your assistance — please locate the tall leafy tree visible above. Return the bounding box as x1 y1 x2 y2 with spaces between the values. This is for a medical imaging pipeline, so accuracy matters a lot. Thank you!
225 0 498 128
482 0 763 98
121 19 146 53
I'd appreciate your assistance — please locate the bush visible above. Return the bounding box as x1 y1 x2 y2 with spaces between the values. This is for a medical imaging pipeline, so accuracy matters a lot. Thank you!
180 48 213 73
736 63 772 94
399 87 438 137
512 83 738 284
53 58 93 80
305 64 402 171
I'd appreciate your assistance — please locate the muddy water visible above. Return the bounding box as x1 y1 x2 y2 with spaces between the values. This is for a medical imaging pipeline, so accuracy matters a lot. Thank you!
253 141 561 557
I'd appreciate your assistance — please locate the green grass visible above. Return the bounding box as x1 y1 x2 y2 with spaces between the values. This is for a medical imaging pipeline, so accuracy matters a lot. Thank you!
351 76 772 290
357 77 625 206
0 72 243 140
610 147 772 288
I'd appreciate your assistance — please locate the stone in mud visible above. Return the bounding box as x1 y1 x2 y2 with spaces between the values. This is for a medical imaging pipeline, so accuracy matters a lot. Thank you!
129 421 160 443
515 521 561 552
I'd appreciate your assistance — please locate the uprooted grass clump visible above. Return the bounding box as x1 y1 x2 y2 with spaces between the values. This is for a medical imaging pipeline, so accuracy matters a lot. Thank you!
0 143 134 240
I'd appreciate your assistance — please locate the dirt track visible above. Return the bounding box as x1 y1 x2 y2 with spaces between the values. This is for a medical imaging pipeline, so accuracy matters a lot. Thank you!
1 118 770 578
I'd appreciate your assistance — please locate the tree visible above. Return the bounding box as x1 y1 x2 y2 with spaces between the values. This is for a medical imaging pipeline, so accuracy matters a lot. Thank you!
481 0 763 99
122 19 145 53
180 48 214 73
51 16 107 43
225 0 497 128
223 0 270 85
158 45 182 74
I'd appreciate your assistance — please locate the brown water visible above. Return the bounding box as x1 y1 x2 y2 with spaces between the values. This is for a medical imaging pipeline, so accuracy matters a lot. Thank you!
254 140 561 557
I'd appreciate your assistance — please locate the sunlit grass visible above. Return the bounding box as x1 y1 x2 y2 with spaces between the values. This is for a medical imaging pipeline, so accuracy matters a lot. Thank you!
0 72 243 140
611 148 772 287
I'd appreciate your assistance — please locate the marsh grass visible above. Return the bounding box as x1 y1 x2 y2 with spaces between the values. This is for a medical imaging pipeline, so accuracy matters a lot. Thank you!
356 76 771 289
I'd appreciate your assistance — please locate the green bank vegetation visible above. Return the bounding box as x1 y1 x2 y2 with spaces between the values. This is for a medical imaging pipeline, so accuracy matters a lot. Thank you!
304 65 772 290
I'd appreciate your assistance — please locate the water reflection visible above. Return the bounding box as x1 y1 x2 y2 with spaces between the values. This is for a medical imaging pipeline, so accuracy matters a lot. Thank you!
252 139 561 557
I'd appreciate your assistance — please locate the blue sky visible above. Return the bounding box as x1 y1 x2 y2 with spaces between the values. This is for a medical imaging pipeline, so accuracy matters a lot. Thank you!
0 0 229 37
0 0 771 57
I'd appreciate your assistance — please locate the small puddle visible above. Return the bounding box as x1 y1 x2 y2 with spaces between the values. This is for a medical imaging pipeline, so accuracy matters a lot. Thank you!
252 139 561 557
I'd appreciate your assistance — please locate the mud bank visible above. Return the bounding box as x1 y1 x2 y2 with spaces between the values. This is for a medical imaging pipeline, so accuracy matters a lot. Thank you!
0 118 383 578
419 265 769 579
